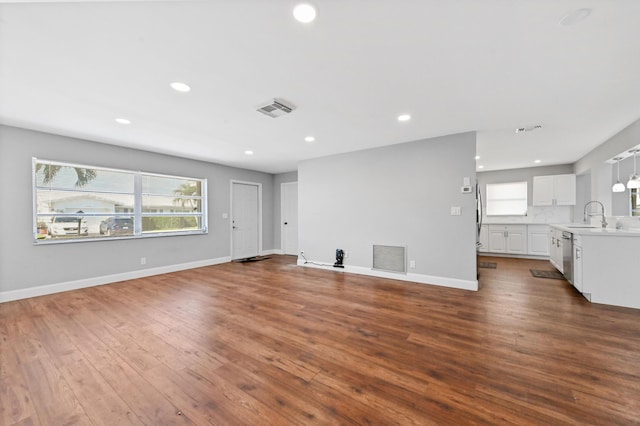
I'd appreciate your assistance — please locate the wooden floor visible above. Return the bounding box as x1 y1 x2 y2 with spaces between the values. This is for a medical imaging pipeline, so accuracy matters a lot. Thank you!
2 255 640 425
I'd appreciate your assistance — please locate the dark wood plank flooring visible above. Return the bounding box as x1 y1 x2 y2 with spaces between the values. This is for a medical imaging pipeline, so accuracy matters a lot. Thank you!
1 255 640 425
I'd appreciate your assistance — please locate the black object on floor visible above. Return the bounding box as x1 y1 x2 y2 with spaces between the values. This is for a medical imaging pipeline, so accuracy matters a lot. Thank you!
334 248 344 268
478 262 497 269
530 269 565 280
233 256 271 263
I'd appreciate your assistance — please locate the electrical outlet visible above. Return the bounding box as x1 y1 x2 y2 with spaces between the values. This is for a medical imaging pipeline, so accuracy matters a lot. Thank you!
409 260 416 269
344 251 349 258
140 257 146 265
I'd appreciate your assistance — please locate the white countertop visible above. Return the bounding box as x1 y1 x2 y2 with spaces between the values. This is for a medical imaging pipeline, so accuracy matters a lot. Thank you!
550 223 640 237
483 222 551 225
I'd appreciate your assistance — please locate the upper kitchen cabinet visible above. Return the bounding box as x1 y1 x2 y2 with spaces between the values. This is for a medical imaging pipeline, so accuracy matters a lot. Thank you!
532 174 576 206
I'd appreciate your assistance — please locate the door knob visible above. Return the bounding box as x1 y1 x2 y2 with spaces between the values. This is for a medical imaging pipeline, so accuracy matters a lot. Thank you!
284 222 288 225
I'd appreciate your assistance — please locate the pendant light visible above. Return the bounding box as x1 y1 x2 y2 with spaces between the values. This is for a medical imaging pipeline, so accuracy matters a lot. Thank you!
612 157 626 192
627 149 640 189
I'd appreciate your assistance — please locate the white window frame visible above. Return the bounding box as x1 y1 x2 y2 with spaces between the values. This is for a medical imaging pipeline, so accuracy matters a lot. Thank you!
485 181 528 216
33 158 208 244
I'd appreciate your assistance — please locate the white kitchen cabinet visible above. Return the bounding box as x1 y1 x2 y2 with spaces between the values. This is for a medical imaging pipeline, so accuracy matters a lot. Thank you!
527 225 550 256
549 228 563 273
573 238 583 293
571 232 640 309
488 228 507 253
478 224 489 252
532 174 576 206
488 225 527 254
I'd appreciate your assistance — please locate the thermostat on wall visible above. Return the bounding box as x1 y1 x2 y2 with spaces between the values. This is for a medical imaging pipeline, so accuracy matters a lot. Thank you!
461 186 473 193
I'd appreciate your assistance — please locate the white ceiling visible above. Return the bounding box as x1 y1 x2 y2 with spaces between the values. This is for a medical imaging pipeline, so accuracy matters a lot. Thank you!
1 0 639 174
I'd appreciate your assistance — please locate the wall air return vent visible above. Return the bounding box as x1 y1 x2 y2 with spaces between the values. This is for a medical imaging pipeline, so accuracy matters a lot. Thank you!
372 245 407 274
256 99 296 118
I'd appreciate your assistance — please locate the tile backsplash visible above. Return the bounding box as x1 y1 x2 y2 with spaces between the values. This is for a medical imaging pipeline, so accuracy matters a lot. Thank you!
483 206 572 224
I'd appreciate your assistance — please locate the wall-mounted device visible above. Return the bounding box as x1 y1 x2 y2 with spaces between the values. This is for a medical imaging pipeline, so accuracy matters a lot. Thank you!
461 176 472 193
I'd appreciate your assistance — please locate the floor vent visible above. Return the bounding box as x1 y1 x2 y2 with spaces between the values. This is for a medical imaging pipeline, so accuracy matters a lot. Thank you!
372 245 406 274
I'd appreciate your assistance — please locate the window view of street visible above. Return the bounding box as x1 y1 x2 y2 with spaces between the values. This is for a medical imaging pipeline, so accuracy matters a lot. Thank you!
34 159 206 243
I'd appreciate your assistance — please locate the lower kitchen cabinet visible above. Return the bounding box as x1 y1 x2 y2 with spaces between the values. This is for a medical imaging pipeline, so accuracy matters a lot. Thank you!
549 227 563 273
488 225 527 254
527 225 550 256
568 232 640 309
573 238 583 293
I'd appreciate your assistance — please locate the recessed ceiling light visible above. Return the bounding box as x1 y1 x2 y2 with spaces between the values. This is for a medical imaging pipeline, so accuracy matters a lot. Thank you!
474 155 480 160
244 150 254 155
397 114 411 122
293 4 316 23
559 8 592 26
534 159 541 164
115 118 131 125
478 165 484 169
304 136 315 142
170 82 191 92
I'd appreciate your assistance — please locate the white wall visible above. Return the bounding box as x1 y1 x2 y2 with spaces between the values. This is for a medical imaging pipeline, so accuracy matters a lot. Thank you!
298 132 477 290
0 125 275 300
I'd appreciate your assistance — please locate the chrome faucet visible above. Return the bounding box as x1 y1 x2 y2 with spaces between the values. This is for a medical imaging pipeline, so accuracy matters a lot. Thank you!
583 201 608 228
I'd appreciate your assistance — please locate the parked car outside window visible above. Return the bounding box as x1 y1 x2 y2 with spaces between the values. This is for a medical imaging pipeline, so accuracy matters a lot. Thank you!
49 216 89 236
99 217 134 236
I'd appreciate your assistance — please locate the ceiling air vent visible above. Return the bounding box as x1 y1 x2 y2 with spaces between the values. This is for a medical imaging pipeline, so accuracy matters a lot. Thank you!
256 99 296 118
515 124 542 133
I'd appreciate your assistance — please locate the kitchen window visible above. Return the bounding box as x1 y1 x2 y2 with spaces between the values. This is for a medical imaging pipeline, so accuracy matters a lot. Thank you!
485 181 528 216
33 158 207 243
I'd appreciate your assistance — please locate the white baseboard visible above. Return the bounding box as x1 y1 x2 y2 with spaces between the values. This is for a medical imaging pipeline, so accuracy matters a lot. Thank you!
0 256 231 303
297 259 478 291
261 249 283 255
479 252 549 260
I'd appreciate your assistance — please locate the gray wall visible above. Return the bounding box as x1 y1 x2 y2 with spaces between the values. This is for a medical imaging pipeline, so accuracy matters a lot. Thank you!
0 125 274 293
272 171 298 251
575 172 591 222
298 132 477 283
574 118 640 216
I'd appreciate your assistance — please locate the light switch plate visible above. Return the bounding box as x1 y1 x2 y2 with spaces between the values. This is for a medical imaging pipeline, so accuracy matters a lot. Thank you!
451 206 461 215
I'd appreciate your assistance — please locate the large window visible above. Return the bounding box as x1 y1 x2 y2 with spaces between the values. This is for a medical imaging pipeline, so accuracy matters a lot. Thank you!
33 158 207 243
485 181 528 216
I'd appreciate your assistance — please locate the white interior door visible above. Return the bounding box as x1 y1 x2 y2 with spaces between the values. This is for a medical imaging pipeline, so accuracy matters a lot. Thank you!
281 182 298 255
231 182 260 260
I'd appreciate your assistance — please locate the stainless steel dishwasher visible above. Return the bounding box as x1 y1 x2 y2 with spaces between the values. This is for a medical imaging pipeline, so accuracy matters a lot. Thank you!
561 231 573 283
